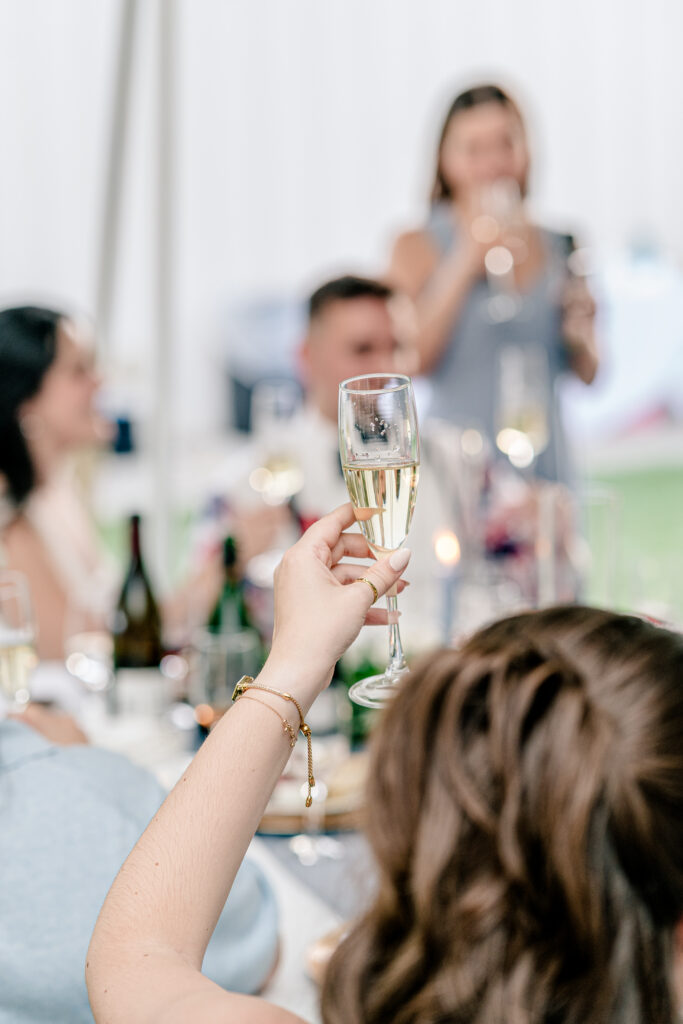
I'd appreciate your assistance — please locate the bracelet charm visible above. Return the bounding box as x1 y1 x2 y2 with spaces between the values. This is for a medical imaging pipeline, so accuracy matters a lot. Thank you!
232 674 315 807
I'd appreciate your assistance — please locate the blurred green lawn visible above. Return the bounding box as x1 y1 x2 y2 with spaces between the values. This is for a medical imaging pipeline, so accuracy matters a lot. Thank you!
584 466 683 622
98 465 683 626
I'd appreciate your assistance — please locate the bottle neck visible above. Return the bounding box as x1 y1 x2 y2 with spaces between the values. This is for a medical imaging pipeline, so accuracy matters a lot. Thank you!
221 537 239 586
223 566 240 589
129 516 142 564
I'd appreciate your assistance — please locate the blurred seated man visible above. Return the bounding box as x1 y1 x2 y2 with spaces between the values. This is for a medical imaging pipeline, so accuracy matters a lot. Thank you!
284 276 582 635
282 275 447 643
0 702 279 1024
292 275 409 528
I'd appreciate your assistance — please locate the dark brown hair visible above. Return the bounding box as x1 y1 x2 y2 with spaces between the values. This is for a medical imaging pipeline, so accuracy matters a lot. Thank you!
308 275 393 323
322 606 683 1024
431 83 528 203
0 306 64 504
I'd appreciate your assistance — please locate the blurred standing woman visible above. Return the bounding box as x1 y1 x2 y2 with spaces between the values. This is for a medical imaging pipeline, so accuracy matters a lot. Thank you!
389 84 598 484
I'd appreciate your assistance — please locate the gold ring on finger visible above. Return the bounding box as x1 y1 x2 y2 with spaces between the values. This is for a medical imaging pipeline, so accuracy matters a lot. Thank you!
355 577 379 604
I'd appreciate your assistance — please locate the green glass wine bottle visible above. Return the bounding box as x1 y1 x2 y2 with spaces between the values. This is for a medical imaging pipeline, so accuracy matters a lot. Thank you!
342 654 381 749
207 536 252 634
113 514 163 668
194 536 264 719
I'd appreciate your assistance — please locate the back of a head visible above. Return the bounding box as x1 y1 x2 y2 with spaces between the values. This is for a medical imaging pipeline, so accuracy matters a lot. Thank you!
323 606 683 1024
0 306 63 506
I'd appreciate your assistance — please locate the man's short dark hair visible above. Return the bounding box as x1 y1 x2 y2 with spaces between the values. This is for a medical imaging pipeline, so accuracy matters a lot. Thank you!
308 275 393 322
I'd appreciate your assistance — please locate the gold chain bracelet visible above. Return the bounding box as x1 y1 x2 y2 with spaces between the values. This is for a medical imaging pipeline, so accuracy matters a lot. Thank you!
238 695 297 748
232 675 315 807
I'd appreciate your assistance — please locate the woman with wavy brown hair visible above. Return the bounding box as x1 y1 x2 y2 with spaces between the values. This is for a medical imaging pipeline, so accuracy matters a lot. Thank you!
87 506 683 1024
323 604 683 1023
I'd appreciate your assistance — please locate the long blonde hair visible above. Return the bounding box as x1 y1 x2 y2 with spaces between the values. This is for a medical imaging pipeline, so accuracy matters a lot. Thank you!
322 607 683 1023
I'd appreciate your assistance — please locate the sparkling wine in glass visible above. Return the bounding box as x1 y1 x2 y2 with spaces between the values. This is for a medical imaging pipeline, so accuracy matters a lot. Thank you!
249 379 304 505
339 373 419 708
0 570 37 711
495 343 550 471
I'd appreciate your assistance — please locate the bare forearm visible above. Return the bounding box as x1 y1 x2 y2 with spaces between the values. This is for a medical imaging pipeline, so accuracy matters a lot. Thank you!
562 275 599 385
87 506 410 1024
88 954 302 1024
87 659 318 1024
415 249 478 373
567 333 599 384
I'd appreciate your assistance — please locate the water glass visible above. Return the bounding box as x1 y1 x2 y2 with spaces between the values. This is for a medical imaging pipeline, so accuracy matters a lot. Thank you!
0 570 37 711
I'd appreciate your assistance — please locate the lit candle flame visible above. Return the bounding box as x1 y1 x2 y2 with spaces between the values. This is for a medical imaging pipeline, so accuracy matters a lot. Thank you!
434 530 461 567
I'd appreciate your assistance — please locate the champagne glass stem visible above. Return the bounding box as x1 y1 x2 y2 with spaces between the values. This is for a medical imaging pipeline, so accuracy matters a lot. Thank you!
386 591 406 678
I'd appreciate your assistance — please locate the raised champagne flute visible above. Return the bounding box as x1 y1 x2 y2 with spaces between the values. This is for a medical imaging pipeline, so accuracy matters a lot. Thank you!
339 373 419 708
0 570 37 712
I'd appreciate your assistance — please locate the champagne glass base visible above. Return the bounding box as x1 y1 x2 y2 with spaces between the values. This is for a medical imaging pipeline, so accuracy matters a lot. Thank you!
348 670 408 709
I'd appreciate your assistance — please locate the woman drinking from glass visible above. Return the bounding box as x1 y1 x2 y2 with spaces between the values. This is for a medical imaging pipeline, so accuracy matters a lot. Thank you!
389 84 598 484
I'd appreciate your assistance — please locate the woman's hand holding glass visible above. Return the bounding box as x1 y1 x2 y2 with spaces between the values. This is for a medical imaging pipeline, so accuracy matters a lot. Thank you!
263 503 411 711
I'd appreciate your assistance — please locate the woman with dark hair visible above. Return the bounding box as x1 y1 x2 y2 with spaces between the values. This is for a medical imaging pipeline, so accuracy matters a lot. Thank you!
389 84 599 484
0 305 239 658
88 504 683 1023
0 307 282 1022
0 306 117 657
0 306 67 505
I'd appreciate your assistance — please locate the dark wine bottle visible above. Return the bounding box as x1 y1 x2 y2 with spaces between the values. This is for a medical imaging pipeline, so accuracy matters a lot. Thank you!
113 514 163 669
342 655 381 749
193 536 264 722
207 536 252 634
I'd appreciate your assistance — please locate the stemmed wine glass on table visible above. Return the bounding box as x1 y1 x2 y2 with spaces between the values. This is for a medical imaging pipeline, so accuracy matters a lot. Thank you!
338 373 420 708
495 343 550 473
495 343 561 605
249 379 304 506
0 570 37 712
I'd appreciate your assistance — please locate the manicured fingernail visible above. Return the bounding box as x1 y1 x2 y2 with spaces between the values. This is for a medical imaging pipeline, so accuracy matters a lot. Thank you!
390 547 411 571
387 611 401 623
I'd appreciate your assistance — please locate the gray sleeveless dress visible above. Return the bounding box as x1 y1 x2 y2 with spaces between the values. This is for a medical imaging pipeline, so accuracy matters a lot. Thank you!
425 203 573 485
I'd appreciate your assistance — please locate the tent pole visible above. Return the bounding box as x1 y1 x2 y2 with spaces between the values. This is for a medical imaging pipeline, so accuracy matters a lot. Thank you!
151 0 177 595
95 0 138 355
